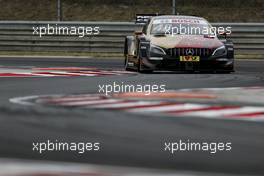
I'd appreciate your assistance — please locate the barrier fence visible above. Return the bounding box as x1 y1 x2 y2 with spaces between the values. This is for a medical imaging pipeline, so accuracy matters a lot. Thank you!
0 21 263 54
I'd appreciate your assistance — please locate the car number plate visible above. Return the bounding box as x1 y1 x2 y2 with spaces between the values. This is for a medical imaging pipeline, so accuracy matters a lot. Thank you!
180 56 200 62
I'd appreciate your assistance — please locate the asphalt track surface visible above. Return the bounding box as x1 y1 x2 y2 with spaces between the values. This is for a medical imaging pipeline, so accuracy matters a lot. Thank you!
0 57 264 175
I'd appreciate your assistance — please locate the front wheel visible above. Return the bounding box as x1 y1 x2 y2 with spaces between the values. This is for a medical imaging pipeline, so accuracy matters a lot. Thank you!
137 57 153 73
137 57 143 72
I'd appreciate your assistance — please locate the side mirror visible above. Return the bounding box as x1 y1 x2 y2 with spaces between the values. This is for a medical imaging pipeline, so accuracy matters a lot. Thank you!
134 31 143 35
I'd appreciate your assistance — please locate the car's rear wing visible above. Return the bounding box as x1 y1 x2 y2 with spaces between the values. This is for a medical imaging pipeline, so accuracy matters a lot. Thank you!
135 14 163 24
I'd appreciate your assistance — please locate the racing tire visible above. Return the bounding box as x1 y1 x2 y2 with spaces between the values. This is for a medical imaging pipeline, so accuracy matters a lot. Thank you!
124 55 130 71
137 57 153 73
124 40 134 71
137 57 143 73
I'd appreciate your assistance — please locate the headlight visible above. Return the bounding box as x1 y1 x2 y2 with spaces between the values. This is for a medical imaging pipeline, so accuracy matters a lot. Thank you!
212 45 227 56
150 44 166 55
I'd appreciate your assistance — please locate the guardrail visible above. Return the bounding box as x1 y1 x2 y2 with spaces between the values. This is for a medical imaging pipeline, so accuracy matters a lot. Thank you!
0 21 263 54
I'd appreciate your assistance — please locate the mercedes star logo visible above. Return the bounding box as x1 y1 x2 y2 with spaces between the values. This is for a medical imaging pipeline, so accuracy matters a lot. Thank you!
186 48 194 56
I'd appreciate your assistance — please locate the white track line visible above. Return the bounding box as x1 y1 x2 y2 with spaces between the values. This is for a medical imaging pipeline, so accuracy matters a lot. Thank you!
59 99 126 106
91 101 162 109
9 96 40 106
37 96 103 103
0 68 131 77
31 73 66 77
32 71 84 76
181 107 264 118
127 103 209 113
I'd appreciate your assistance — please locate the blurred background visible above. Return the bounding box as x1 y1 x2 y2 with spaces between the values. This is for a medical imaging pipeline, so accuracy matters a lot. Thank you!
0 0 263 22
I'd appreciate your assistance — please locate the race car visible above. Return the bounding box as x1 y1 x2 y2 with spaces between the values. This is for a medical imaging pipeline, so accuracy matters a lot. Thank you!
124 15 234 73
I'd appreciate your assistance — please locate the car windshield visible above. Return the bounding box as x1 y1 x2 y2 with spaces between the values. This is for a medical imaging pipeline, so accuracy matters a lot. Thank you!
150 19 213 36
